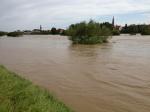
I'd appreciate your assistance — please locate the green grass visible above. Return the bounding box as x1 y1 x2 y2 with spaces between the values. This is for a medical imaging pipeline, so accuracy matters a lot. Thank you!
0 65 73 112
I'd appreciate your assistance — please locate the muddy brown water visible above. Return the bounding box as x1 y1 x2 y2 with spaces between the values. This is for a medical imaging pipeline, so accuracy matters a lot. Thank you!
0 35 150 112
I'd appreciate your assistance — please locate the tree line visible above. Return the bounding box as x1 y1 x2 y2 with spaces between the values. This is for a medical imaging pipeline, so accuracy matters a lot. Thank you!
1 22 150 38
121 24 150 35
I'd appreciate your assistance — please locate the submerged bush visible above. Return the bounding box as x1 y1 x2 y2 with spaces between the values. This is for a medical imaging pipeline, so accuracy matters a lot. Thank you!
7 31 23 37
0 31 7 36
67 20 112 44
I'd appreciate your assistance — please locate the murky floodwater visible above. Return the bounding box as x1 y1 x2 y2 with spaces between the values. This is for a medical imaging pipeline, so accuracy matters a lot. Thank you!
0 35 150 112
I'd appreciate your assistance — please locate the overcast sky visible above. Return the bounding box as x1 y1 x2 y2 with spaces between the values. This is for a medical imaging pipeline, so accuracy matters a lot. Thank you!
0 0 150 31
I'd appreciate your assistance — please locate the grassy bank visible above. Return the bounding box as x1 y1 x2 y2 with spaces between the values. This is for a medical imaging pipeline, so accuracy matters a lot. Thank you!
0 65 73 112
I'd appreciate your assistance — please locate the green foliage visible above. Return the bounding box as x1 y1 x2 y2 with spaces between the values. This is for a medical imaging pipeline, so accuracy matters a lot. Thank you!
121 25 138 35
121 24 150 35
67 20 112 44
0 31 7 36
0 65 73 112
51 27 58 35
7 31 23 37
112 29 120 36
141 26 150 35
100 22 113 31
60 30 67 35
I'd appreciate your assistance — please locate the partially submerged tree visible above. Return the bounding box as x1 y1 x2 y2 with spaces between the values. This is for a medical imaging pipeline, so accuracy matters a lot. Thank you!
67 20 112 44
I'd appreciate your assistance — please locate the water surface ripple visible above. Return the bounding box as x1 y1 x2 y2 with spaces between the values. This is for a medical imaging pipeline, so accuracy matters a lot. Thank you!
0 35 150 112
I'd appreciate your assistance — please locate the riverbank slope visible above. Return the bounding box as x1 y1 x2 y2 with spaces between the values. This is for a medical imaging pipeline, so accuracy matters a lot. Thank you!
0 65 73 112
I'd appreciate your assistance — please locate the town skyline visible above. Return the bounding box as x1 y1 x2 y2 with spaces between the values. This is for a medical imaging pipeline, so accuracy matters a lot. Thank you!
0 0 150 31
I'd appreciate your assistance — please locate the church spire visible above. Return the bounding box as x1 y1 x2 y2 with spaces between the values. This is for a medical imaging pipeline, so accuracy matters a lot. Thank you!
112 16 115 27
40 25 42 31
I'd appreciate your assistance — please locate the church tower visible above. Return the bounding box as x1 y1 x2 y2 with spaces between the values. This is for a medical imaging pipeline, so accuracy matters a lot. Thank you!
40 25 42 31
112 16 115 27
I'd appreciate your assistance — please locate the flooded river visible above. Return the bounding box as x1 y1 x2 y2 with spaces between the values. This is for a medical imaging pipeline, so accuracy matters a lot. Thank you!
0 35 150 112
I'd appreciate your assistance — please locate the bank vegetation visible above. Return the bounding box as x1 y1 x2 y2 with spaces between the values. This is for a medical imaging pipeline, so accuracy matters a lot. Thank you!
0 65 73 112
67 20 112 44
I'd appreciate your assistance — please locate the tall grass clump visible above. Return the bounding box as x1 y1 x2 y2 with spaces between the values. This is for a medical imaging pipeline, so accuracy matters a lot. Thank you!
0 65 73 112
67 20 112 44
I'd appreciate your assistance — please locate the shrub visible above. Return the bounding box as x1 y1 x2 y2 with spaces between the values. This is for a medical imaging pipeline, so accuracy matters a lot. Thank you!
0 31 7 36
51 27 58 35
112 29 120 35
67 20 112 44
7 31 23 37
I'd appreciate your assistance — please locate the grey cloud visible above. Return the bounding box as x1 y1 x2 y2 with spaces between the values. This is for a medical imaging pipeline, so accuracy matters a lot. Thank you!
0 0 150 31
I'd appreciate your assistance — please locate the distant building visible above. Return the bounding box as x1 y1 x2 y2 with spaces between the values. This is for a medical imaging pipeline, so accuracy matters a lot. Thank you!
23 30 32 34
111 16 123 31
57 29 65 34
32 29 41 33
32 25 42 33
16 30 21 32
115 25 123 31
